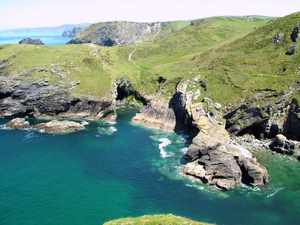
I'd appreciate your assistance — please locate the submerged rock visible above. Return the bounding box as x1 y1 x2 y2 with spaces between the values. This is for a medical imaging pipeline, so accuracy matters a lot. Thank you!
19 38 44 45
35 120 85 134
6 118 30 129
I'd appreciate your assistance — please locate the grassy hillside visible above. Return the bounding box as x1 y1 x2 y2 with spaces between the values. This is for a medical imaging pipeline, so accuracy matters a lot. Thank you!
0 44 113 98
189 12 300 104
103 214 213 225
118 16 272 97
3 14 296 107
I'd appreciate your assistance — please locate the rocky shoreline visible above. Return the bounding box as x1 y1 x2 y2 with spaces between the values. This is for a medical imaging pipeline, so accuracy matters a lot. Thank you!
1 75 300 190
133 79 270 190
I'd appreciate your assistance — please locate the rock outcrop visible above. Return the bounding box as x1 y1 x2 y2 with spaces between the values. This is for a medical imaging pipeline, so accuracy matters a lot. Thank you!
19 38 44 45
183 103 268 190
68 22 163 46
0 76 113 120
35 120 85 134
269 134 295 155
6 118 30 129
224 90 296 139
134 78 269 190
133 99 177 131
62 27 84 38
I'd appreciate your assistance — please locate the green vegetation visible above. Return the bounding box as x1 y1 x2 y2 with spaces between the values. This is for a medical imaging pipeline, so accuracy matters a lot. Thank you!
0 44 112 98
103 214 213 225
1 13 299 107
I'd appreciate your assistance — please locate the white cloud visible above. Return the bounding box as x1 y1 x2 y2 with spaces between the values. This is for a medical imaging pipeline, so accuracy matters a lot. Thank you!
0 0 299 29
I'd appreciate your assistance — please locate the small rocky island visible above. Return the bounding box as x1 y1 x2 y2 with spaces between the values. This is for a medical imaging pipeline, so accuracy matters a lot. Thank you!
19 38 44 45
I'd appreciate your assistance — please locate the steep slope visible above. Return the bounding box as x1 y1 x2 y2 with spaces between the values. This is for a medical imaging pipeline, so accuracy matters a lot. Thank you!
117 16 272 97
183 12 300 105
69 21 191 46
0 16 270 100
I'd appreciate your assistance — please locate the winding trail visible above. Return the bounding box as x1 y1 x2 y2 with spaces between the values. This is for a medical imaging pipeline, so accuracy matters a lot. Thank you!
128 46 137 62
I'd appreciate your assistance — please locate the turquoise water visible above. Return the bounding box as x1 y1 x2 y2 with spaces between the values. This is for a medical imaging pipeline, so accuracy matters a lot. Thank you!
0 110 299 225
0 36 70 45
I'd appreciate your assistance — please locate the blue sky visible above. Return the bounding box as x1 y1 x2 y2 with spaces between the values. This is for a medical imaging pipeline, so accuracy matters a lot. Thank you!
1 0 300 29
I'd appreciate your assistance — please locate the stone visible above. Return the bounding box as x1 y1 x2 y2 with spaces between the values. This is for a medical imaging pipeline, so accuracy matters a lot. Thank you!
269 134 295 155
35 120 85 134
6 118 30 129
272 32 285 44
103 113 117 124
68 21 162 46
183 161 206 179
19 38 44 45
183 109 268 190
286 45 296 55
0 77 113 120
291 26 299 42
133 100 177 132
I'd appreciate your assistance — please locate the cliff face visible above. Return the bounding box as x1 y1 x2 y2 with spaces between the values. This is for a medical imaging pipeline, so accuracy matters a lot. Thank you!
133 79 269 190
0 76 113 120
68 22 164 46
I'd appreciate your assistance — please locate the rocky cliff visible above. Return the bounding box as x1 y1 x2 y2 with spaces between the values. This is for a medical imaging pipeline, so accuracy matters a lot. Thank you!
68 22 163 46
68 21 191 46
133 79 269 190
0 76 114 120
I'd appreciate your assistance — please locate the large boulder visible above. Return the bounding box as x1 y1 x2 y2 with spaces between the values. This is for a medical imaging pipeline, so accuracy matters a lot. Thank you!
35 120 85 134
6 118 30 129
183 117 269 190
133 100 177 131
19 38 44 45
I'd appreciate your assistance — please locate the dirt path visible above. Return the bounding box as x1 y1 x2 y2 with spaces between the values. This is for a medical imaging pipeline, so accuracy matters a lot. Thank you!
128 46 137 62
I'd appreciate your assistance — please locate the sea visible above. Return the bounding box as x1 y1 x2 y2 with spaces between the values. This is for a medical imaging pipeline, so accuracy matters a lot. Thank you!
0 109 299 225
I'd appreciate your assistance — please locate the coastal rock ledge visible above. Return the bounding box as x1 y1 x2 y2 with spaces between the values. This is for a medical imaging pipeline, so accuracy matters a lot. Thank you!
35 120 85 134
183 117 269 190
133 79 269 190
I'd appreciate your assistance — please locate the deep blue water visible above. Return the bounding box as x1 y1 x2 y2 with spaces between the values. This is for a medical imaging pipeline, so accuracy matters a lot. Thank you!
0 36 70 45
0 110 299 225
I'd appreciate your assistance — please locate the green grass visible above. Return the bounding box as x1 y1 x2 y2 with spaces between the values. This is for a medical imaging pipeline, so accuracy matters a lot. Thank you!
1 13 299 107
0 44 112 99
103 214 214 225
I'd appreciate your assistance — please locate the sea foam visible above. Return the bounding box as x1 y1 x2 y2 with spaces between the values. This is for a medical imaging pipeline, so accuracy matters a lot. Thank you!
158 138 174 158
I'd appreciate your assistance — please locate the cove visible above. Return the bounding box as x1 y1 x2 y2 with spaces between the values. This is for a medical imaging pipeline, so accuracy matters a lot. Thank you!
0 109 299 225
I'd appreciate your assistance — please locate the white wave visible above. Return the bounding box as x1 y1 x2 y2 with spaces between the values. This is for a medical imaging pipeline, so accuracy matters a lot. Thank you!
81 121 89 126
97 126 117 136
158 138 174 158
180 147 188 154
0 124 9 130
266 187 285 198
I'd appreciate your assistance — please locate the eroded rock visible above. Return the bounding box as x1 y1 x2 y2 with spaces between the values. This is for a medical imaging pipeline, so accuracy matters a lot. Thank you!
0 76 113 120
6 118 30 129
183 116 269 190
133 100 177 131
269 134 300 156
19 38 44 45
35 120 85 134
